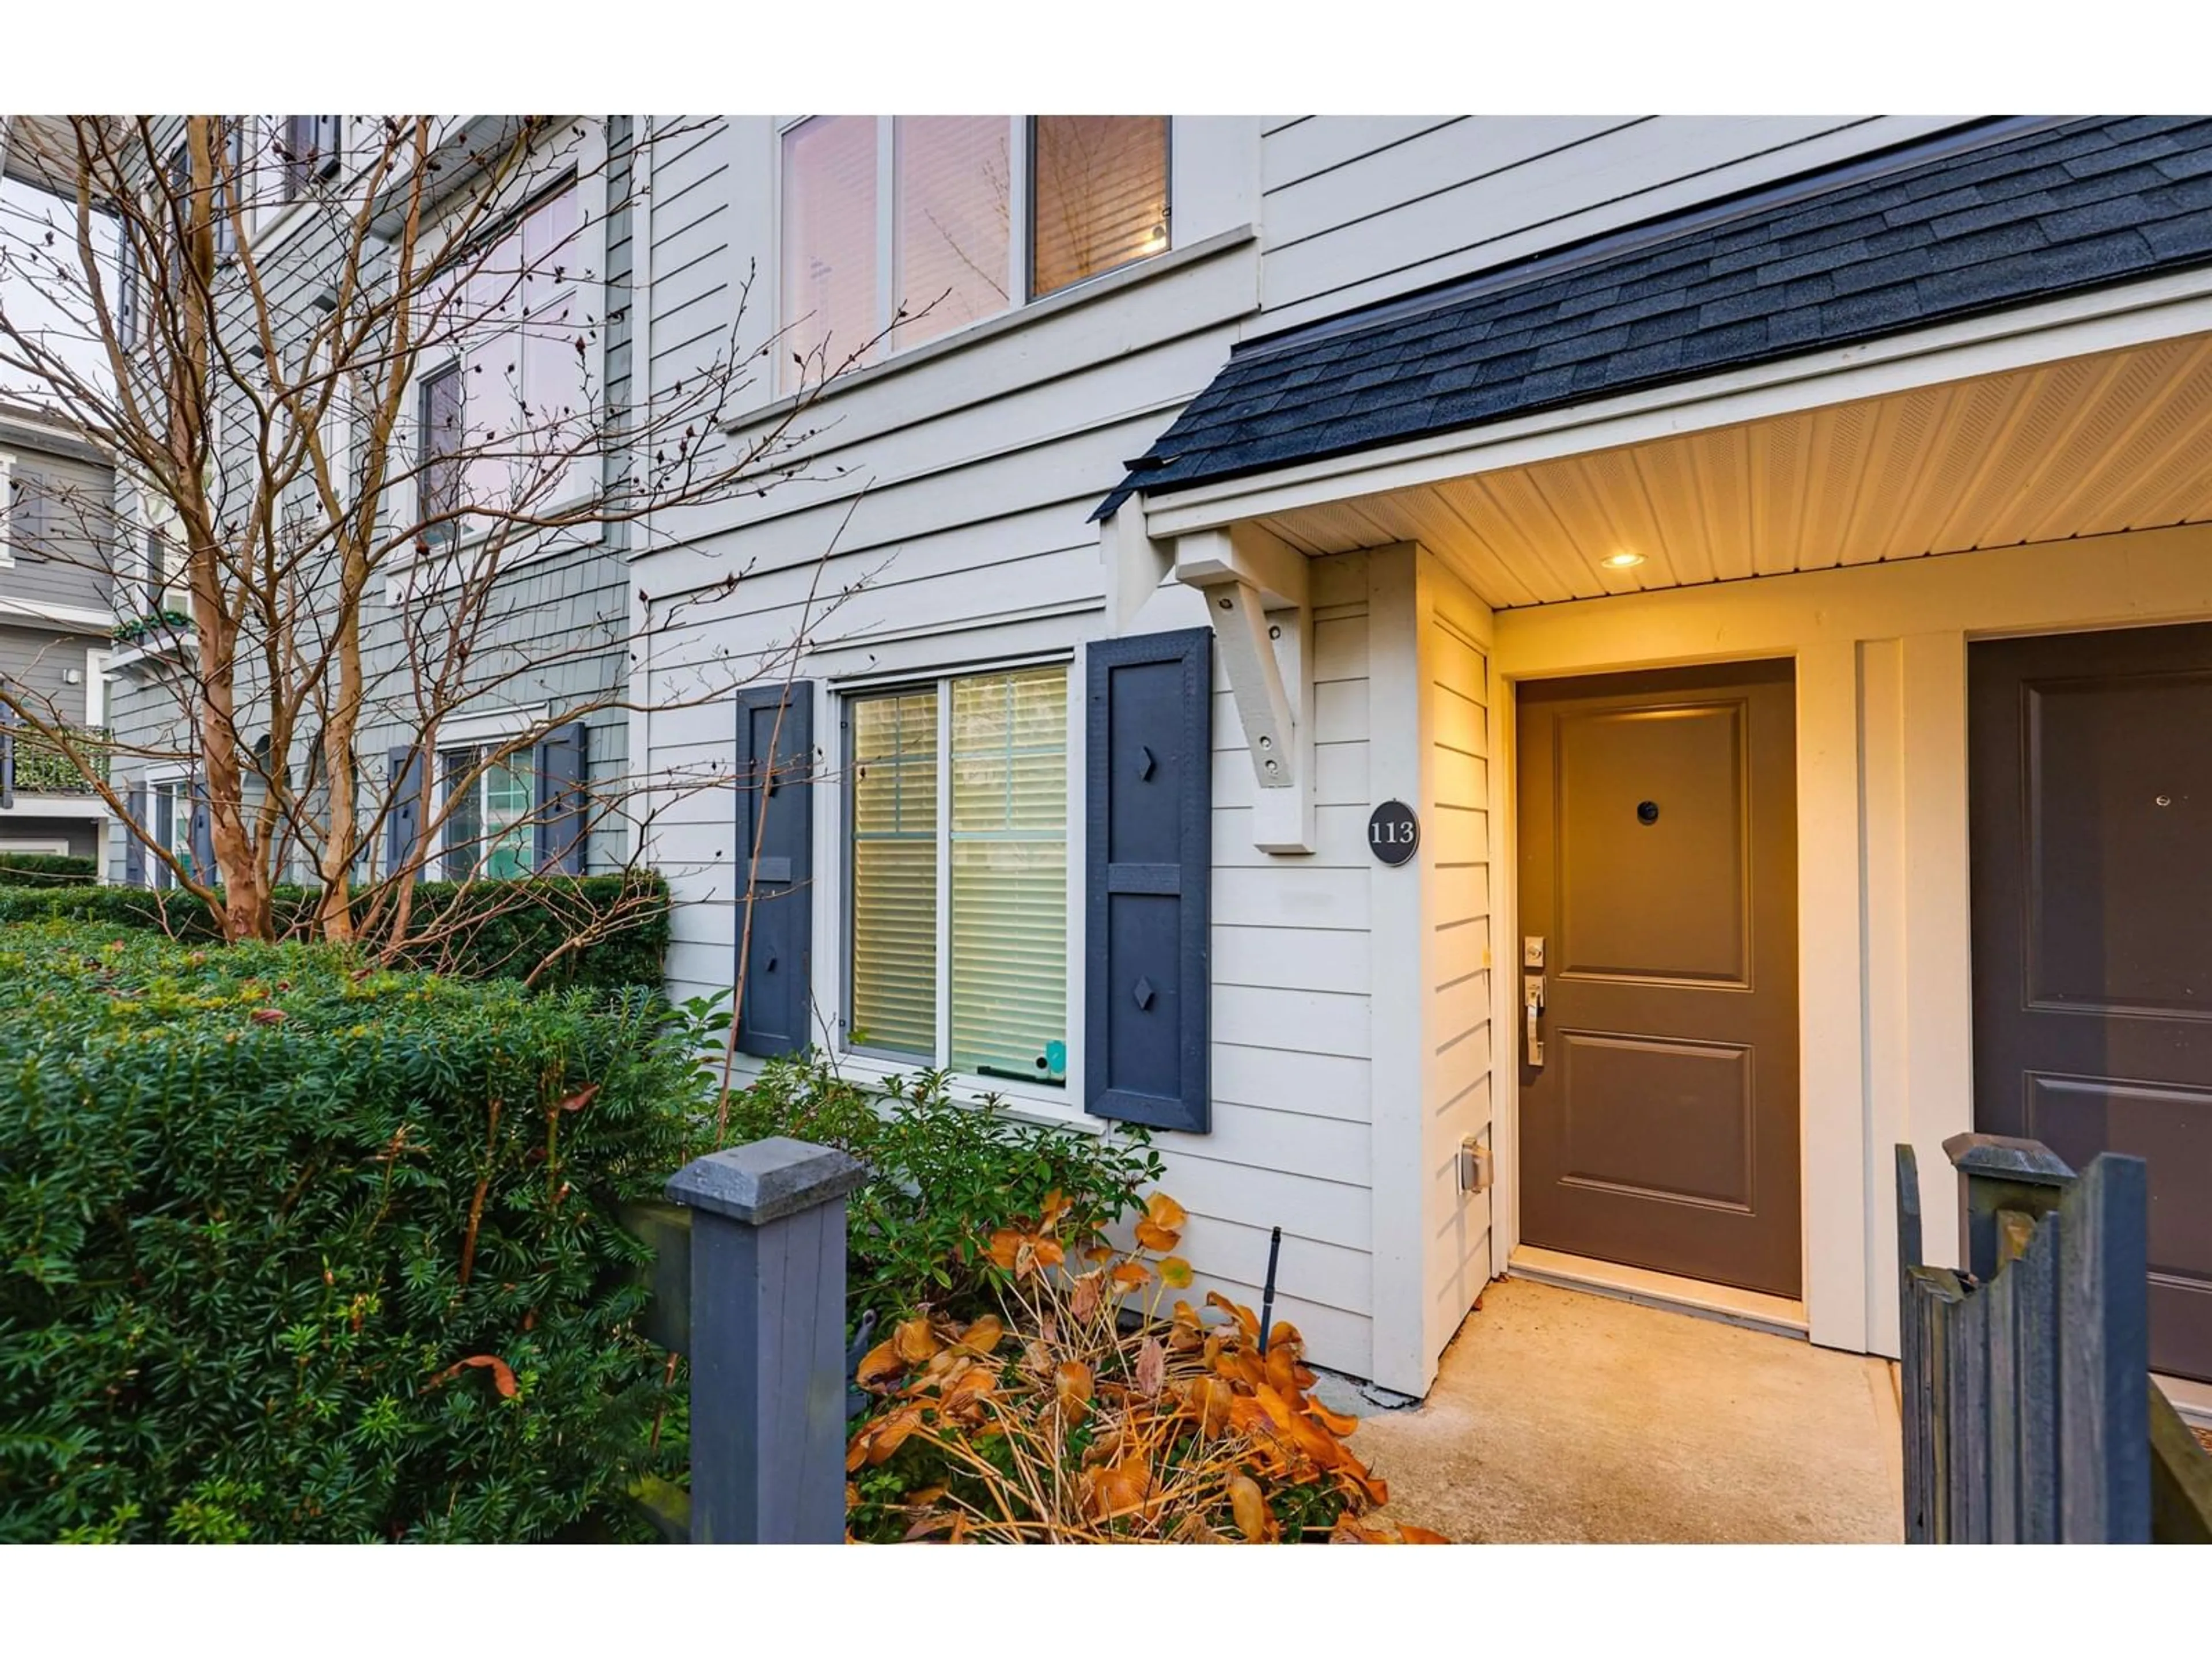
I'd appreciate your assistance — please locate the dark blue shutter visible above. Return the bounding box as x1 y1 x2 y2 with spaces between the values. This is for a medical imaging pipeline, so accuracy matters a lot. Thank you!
124 784 147 885
533 720 589 875
387 745 423 876
117 233 140 351
188 774 215 882
733 683 814 1058
1085 627 1212 1132
0 708 14 810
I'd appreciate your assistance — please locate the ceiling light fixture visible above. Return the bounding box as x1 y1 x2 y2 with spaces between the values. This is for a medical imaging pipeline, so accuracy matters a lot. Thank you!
1601 552 1646 569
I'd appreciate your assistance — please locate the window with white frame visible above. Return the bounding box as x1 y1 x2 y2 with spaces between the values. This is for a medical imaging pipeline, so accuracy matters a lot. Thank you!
273 115 342 202
145 778 196 888
846 663 1070 1086
779 116 1170 391
167 124 247 261
438 744 536 880
412 183 593 541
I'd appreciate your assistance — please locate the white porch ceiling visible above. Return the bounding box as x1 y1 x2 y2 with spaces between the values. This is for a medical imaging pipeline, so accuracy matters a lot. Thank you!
1257 332 2212 611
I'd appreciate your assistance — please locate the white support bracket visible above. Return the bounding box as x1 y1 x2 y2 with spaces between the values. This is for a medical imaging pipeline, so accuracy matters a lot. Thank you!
1174 524 1314 855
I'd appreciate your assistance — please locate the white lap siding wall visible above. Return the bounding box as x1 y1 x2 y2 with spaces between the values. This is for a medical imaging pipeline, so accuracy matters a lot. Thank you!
630 115 1397 1376
1256 114 1978 331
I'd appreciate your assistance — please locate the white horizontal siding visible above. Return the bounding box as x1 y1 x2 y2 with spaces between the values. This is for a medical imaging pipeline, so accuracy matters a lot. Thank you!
634 118 1374 1374
1256 114 1974 331
1148 548 1378 1374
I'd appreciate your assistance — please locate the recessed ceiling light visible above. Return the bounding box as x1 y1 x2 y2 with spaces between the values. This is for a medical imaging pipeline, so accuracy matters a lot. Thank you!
1602 552 1646 569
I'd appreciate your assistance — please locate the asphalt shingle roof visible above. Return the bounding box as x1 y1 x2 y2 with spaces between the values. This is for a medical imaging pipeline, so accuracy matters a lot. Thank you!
1097 116 2212 517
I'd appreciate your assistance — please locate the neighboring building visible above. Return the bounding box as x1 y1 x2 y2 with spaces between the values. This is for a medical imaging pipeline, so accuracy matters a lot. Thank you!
0 398 114 861
80 116 635 892
631 114 2212 1411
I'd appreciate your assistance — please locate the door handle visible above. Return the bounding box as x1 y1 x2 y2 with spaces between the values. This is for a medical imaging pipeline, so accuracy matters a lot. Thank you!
1524 973 1546 1067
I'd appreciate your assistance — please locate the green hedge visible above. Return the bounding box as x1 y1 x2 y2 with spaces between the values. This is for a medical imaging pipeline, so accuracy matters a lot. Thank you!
0 872 670 990
0 853 97 886
0 922 696 1543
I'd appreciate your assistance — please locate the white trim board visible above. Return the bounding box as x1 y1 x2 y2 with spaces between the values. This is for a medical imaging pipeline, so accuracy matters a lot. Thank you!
0 596 115 633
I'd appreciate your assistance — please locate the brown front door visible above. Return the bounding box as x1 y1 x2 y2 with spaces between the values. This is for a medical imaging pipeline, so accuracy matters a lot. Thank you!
1517 661 1801 1297
1969 623 2212 1384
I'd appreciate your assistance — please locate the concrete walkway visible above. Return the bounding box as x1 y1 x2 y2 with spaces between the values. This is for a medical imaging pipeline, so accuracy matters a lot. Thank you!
1349 1277 1904 1543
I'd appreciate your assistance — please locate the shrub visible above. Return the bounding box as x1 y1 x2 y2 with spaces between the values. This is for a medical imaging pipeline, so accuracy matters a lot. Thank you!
0 853 97 887
109 609 192 645
709 1040 1164 1334
843 1192 1438 1543
0 921 694 1543
0 871 670 990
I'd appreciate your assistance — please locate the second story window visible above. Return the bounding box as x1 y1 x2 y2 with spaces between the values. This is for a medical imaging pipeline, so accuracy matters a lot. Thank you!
778 116 1169 392
411 184 592 544
417 362 465 540
168 123 247 263
276 115 342 202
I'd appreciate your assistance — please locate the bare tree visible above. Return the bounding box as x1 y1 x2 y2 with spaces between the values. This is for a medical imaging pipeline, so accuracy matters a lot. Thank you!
0 115 883 955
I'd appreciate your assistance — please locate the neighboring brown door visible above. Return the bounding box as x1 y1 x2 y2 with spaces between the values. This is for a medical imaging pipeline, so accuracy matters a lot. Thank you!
1969 623 2212 1384
1517 661 1801 1297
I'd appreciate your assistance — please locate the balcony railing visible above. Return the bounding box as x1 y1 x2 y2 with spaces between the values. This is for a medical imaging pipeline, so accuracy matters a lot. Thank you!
0 724 112 798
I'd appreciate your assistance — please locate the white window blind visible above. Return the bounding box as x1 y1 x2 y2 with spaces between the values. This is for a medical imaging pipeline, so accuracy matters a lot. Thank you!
949 666 1068 1085
846 665 1071 1086
850 689 938 1055
781 116 878 390
894 116 1011 350
1031 116 1169 299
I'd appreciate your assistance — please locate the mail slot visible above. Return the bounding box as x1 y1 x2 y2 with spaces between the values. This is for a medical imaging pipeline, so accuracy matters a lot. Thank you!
751 857 792 884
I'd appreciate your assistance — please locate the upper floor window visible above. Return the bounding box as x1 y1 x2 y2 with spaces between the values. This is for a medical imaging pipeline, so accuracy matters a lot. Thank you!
2 467 43 563
275 115 343 202
778 116 1169 392
412 183 592 540
168 124 246 262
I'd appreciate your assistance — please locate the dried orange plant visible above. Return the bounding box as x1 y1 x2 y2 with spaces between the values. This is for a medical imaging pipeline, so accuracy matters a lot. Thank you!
845 1192 1448 1543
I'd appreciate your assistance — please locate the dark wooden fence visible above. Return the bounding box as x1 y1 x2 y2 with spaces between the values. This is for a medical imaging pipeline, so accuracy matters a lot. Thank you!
617 1135 866 1544
1896 1133 2212 1544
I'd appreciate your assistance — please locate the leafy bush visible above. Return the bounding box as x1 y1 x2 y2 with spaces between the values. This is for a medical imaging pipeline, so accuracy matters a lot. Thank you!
0 853 96 886
0 871 669 990
709 1040 1164 1334
109 609 192 645
0 922 694 1543
844 1192 1438 1543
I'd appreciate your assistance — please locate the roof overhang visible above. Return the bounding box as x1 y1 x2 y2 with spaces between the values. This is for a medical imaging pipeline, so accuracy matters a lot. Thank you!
1131 265 2212 611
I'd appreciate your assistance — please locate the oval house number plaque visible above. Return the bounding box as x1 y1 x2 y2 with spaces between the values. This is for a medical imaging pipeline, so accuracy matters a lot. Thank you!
1367 799 1419 866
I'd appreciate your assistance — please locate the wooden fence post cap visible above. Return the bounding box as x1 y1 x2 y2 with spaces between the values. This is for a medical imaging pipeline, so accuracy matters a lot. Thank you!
1942 1132 2075 1187
666 1137 868 1226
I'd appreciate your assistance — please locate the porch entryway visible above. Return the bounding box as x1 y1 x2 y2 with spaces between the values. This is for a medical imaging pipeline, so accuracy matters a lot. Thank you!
1352 1278 1902 1543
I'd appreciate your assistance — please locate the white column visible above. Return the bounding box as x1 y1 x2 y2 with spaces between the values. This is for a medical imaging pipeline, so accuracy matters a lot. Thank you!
1365 542 1431 1395
1797 638 1870 1354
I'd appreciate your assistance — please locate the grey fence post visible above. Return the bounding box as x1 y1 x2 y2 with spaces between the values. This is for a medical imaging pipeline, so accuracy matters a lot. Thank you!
665 1135 867 1544
1942 1131 2073 1281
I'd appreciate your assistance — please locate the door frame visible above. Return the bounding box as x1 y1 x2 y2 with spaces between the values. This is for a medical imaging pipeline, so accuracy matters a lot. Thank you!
1490 654 1812 1313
